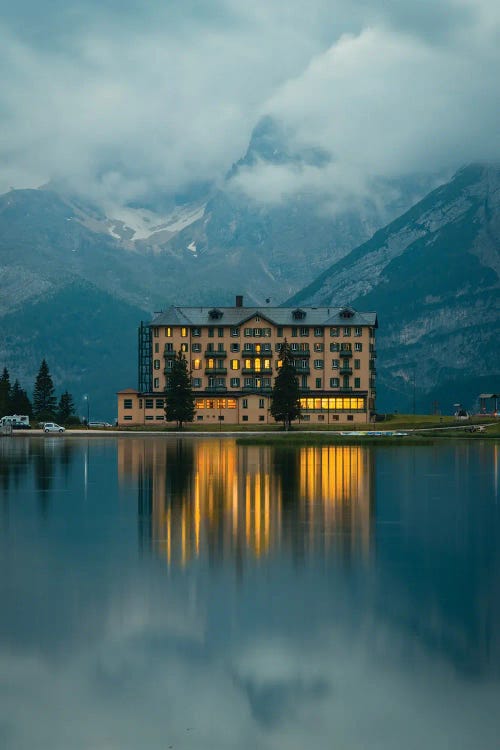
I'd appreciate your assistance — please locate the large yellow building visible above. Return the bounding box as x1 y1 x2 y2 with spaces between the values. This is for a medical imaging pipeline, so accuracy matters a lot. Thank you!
117 296 377 425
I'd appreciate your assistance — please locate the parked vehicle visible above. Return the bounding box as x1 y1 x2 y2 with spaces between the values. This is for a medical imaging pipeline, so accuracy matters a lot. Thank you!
88 421 113 428
43 423 65 433
0 415 31 429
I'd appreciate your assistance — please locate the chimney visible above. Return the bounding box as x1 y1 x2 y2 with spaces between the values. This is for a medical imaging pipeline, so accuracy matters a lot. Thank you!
235 295 243 308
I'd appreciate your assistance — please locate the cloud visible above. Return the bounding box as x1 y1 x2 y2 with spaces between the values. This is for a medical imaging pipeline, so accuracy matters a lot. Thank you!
0 1 499 208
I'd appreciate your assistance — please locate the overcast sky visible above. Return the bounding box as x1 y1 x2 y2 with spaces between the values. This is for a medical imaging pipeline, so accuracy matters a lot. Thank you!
1 0 499 207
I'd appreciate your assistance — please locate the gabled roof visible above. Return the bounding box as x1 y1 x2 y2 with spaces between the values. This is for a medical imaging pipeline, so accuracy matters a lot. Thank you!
151 305 377 327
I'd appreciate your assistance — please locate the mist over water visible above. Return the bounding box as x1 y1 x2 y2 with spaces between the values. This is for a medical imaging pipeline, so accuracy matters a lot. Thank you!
0 436 499 749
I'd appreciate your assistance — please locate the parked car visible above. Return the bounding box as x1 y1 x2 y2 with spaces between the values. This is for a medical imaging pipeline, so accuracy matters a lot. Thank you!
43 423 65 433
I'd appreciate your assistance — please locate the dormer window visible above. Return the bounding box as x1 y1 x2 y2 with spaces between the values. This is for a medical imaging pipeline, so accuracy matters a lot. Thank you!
209 308 223 320
339 307 354 319
292 308 306 320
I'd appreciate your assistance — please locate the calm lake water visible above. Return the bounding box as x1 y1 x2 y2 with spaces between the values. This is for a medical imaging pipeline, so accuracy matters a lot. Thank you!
1 436 499 750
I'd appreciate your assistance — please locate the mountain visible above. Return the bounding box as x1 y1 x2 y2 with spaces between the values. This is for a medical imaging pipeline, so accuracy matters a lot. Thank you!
289 164 500 412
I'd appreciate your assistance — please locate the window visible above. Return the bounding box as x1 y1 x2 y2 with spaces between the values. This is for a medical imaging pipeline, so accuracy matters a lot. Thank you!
355 343 363 352
254 328 261 337
353 327 361 336
300 327 309 336
242 399 248 409
354 377 361 388
230 343 240 352
165 360 174 371
277 327 283 337
124 415 132 421
124 399 133 409
331 414 339 421
231 359 239 370
263 328 271 337
154 377 159 388
291 327 297 337
259 398 265 408
145 416 154 421
301 374 308 388
145 399 154 408
330 343 339 352
330 377 339 387
243 343 253 352
155 399 164 408
208 327 214 337
314 343 324 352
290 343 299 351
192 327 201 337
314 327 322 337
343 327 351 336
155 415 164 421
154 359 160 370
192 343 201 352
332 359 339 369
153 327 159 337
218 327 224 337
318 414 325 421
180 343 188 352
165 343 174 352
181 327 188 337
192 378 201 388
217 343 225 352
315 378 322 388
275 343 282 352
314 359 323 369
244 328 252 336
230 377 240 387
354 359 360 370
165 327 172 337
242 415 248 421
301 414 310 421
154 343 159 353
139 399 143 408
347 415 354 421
192 359 201 370
231 327 240 337
244 377 253 387
206 343 214 352
330 327 339 337
197 415 203 421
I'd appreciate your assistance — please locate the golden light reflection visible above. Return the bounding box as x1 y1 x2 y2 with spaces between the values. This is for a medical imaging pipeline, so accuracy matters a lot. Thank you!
118 438 373 569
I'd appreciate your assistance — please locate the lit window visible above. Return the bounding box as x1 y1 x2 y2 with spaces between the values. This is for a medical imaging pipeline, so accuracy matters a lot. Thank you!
264 359 271 369
192 359 201 370
245 359 251 369
181 327 188 337
181 343 188 352
231 359 239 370
165 327 172 337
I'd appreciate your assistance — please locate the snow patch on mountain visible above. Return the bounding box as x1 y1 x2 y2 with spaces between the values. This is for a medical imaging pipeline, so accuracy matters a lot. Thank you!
105 203 206 242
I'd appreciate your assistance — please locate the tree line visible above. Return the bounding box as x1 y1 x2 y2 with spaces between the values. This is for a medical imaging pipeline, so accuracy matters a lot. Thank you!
165 340 300 429
0 359 79 424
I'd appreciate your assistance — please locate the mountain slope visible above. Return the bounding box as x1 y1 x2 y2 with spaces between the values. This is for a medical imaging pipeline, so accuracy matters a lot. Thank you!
290 164 500 412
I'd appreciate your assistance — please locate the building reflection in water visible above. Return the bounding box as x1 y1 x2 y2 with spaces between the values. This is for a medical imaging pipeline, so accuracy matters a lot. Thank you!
118 438 374 569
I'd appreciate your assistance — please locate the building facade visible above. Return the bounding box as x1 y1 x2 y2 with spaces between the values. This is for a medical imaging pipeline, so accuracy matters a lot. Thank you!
117 297 377 426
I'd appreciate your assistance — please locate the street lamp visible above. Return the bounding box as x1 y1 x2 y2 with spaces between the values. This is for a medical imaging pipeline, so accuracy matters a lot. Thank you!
83 394 90 427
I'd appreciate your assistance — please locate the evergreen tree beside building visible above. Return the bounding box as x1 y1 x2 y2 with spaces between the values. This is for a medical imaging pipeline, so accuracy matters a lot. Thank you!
0 367 11 416
33 359 57 421
165 351 195 428
270 340 301 430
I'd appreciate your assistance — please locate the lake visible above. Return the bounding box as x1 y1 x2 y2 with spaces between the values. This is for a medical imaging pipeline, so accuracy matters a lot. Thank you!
0 436 499 749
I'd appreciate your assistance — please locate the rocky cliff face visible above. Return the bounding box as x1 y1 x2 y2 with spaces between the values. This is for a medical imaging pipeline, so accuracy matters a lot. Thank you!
290 164 500 411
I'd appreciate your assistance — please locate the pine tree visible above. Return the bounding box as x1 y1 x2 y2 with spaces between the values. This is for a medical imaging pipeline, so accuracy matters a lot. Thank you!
165 350 195 428
0 367 11 416
270 339 301 430
9 379 33 417
33 359 57 421
57 391 77 424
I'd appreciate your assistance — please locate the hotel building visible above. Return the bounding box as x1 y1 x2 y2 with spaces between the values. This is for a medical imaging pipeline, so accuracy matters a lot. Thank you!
117 296 377 425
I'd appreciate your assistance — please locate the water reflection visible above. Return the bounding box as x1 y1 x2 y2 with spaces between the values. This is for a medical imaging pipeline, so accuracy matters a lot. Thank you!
118 438 373 569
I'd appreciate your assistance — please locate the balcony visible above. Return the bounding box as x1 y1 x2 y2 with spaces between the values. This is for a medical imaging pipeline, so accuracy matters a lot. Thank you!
205 367 227 375
204 350 227 358
242 346 273 356
242 386 272 393
339 349 353 358
163 350 176 358
340 367 353 375
339 386 353 392
290 350 310 357
241 367 273 375
205 386 228 393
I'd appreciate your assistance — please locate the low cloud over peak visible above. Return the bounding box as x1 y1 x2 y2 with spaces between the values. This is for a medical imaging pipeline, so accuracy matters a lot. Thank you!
0 0 499 209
